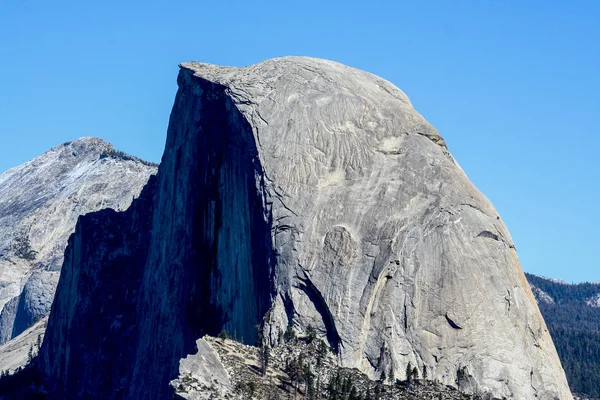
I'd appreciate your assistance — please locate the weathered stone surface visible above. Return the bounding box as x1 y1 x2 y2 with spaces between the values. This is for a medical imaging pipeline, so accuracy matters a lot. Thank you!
0 137 156 344
170 338 232 400
175 57 572 399
38 57 571 399
0 316 46 374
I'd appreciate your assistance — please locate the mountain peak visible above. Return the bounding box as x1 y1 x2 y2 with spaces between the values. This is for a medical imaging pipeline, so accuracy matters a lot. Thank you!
59 136 112 149
39 137 157 168
0 138 157 347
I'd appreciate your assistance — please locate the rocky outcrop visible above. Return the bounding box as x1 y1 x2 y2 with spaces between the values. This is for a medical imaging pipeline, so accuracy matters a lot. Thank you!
585 294 600 308
38 57 571 399
0 137 156 344
530 284 556 305
0 317 46 375
171 338 232 400
172 335 487 400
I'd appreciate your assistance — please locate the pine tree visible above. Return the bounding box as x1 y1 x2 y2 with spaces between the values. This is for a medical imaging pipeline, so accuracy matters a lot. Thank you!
218 330 229 340
349 385 361 400
380 369 386 383
406 362 413 383
342 376 352 396
260 345 270 376
306 324 317 343
248 381 256 398
374 385 381 400
27 344 34 363
303 362 315 400
316 340 328 367
284 325 296 342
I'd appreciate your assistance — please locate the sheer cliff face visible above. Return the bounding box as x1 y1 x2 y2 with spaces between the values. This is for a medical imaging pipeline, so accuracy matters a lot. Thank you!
40 58 571 400
0 138 156 344
129 67 275 396
175 58 571 399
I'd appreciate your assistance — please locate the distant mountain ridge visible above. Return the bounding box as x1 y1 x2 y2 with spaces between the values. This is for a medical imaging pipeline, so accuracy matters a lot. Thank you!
526 273 600 398
527 273 600 312
0 137 157 346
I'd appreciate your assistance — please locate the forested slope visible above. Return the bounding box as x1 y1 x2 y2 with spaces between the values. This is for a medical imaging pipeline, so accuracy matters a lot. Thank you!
526 273 600 398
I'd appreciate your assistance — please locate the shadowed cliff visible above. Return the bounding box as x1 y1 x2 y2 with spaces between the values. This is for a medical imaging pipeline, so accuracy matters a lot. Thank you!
39 71 276 399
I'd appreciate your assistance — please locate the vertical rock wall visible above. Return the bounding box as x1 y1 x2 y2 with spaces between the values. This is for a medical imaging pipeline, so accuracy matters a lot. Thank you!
37 57 572 400
128 70 275 399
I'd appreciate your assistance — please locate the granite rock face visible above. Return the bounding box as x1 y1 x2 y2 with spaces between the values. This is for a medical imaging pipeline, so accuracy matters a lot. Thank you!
0 137 156 344
173 57 571 399
170 338 232 400
0 317 46 375
38 58 571 399
40 176 157 399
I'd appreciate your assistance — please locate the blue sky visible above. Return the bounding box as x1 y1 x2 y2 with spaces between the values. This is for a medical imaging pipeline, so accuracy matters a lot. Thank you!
0 1 598 282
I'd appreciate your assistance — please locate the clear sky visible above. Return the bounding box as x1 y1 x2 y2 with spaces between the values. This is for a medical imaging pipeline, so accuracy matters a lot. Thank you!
0 1 598 282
